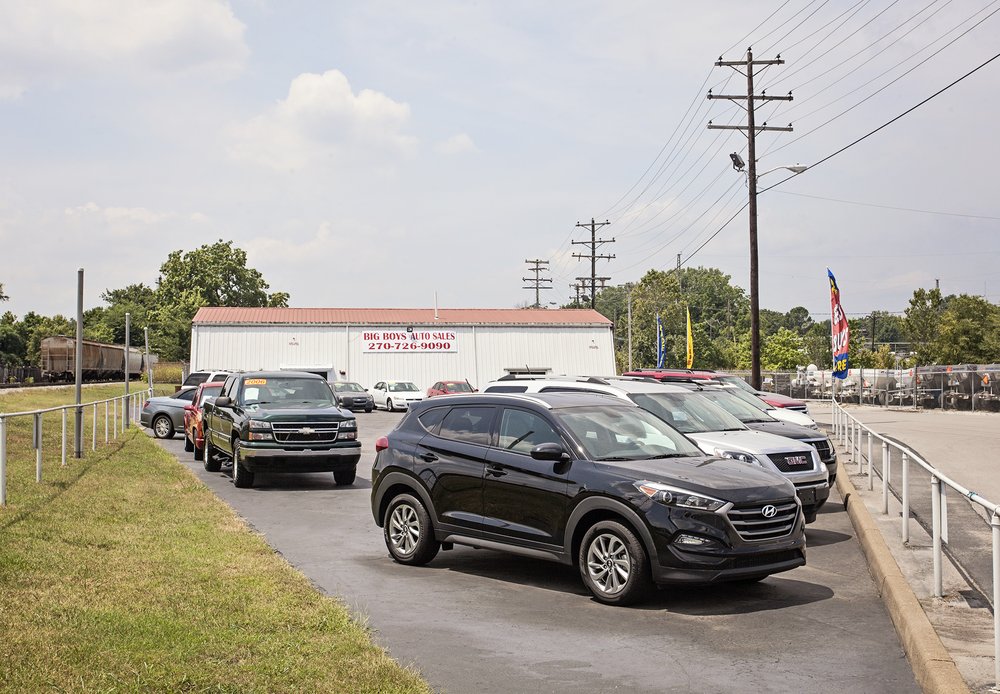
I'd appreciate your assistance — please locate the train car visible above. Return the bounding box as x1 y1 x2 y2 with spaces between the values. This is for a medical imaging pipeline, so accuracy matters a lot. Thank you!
40 336 149 382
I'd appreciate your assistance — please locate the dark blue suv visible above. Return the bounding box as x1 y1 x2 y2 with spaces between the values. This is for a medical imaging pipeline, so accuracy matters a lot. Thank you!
370 392 806 605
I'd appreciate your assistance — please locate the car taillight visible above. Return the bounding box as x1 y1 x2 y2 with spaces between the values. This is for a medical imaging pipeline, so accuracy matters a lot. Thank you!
375 436 389 452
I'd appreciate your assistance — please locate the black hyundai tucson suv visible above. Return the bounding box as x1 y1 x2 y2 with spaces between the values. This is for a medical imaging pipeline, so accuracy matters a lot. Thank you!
370 392 806 606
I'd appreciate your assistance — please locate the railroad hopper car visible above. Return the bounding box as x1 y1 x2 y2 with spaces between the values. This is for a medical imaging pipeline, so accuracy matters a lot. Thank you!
40 336 146 382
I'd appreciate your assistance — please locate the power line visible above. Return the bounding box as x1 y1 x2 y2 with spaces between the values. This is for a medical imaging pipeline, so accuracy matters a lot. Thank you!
759 47 1000 195
771 190 1000 220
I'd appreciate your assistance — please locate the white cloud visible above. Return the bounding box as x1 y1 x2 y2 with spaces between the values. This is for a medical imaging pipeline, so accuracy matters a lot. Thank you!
228 69 418 170
64 201 170 235
0 0 248 97
436 133 479 155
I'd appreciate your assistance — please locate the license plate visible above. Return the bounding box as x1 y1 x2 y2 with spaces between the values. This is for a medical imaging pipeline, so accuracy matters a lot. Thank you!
797 488 817 505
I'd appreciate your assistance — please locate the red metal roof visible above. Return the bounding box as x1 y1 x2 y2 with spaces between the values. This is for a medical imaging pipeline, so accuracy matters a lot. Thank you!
192 307 612 326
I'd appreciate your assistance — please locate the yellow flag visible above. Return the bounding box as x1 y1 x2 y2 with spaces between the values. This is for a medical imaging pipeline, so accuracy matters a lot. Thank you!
686 306 694 369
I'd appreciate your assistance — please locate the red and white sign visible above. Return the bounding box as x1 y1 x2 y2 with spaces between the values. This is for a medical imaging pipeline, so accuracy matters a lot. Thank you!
361 330 458 353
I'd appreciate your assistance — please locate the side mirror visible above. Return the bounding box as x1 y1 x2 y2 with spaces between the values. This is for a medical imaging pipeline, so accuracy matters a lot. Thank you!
530 442 569 462
215 396 232 408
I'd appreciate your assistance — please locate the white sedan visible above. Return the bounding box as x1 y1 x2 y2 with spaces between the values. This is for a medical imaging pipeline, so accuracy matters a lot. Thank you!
371 380 424 411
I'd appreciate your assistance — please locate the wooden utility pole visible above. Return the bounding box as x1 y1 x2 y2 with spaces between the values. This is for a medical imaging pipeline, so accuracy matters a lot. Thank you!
572 218 613 309
708 48 792 389
522 259 552 308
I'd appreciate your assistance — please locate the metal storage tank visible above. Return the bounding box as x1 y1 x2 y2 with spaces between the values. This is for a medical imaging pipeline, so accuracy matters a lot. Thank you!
189 307 616 389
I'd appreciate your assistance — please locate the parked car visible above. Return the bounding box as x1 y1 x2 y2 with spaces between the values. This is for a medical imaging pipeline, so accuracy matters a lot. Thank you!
482 376 829 522
371 392 806 606
331 381 375 412
202 371 361 488
677 383 837 484
622 369 810 414
371 380 424 411
426 380 476 398
714 384 818 428
183 381 225 460
140 387 197 439
182 370 233 389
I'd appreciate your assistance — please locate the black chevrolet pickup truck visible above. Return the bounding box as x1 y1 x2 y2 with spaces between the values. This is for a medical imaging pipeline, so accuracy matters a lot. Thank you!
202 371 361 489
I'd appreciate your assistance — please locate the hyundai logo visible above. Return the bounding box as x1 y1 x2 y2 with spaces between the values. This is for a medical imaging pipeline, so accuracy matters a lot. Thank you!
761 505 778 518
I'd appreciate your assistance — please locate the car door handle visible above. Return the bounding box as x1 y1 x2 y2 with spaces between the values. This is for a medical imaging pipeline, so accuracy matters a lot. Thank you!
419 452 438 462
485 464 507 478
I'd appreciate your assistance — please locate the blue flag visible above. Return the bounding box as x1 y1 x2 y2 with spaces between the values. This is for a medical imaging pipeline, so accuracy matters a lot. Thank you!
656 314 665 368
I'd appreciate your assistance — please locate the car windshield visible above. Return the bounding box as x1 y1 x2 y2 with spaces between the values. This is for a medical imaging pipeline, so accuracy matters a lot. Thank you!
198 385 223 406
389 382 419 392
241 377 334 406
554 405 702 461
628 392 745 434
714 374 758 394
334 382 365 393
445 382 473 392
695 389 777 424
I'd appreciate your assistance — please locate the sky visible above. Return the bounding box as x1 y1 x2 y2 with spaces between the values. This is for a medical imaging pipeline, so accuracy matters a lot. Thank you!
1 1 999 324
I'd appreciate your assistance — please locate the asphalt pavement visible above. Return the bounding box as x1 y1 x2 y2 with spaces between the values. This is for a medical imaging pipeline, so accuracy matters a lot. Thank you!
151 411 919 694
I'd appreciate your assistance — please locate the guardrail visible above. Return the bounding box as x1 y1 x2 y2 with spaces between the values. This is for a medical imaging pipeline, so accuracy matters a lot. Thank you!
832 399 1000 688
0 389 152 507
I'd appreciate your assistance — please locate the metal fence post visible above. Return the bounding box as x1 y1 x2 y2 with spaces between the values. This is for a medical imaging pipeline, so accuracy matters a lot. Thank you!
867 430 873 482
902 453 910 544
882 446 890 515
856 422 864 474
104 400 109 443
0 417 6 506
34 412 42 483
931 475 942 597
61 407 67 467
876 441 886 492
991 510 999 690
113 398 118 439
92 404 97 451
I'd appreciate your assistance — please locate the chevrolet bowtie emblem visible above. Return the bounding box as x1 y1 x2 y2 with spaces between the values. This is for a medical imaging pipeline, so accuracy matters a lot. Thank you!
299 427 315 435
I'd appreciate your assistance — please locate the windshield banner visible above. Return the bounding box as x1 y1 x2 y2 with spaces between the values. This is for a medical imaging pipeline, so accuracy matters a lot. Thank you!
362 330 457 353
828 268 849 379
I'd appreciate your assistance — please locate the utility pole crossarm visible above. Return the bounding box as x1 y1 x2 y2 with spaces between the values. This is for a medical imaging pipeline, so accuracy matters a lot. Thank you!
572 218 614 309
707 94 792 101
715 59 784 67
523 258 553 308
708 124 794 132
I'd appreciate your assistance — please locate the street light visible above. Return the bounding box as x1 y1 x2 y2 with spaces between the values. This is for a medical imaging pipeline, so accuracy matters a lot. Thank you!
733 157 808 389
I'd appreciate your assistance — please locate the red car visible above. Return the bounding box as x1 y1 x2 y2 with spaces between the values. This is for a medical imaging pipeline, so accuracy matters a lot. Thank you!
426 380 477 398
622 368 809 412
183 381 225 460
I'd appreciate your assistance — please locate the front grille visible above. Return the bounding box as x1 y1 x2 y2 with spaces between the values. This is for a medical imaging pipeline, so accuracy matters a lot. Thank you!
727 500 798 541
808 438 834 463
270 420 340 443
731 549 803 570
768 452 814 472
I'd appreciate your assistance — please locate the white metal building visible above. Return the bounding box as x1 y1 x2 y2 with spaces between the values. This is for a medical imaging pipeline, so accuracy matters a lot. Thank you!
190 307 616 389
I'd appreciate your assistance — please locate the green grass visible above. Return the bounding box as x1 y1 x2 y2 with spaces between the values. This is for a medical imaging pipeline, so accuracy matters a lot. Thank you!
0 385 430 693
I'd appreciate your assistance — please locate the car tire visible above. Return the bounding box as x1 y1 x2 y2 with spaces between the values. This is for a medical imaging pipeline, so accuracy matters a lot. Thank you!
203 436 221 472
193 443 203 461
364 405 373 413
232 441 254 489
384 493 439 566
183 434 194 452
334 467 356 486
386 398 394 412
152 414 174 439
578 520 653 606
804 510 818 524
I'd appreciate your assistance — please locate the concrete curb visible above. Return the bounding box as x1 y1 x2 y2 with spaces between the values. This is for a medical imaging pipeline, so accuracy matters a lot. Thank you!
836 471 970 693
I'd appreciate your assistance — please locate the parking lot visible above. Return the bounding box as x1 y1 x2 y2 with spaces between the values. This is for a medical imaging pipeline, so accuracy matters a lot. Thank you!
154 409 919 693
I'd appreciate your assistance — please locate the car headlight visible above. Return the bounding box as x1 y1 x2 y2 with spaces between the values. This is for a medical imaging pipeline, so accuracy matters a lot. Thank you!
634 481 727 512
714 449 763 466
248 419 272 441
340 419 357 430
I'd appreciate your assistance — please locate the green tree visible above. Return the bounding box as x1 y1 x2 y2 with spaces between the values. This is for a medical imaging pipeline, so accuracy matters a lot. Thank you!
151 241 290 360
932 295 1000 364
0 282 8 302
760 327 806 370
904 288 945 364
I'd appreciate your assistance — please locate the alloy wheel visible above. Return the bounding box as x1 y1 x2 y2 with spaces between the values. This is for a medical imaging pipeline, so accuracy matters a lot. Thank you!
586 532 631 595
388 503 420 556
